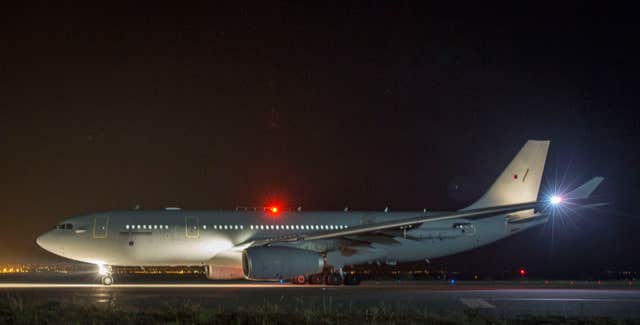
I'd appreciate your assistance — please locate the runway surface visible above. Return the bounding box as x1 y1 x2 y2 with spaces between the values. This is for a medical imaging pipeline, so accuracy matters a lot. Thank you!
1 281 639 317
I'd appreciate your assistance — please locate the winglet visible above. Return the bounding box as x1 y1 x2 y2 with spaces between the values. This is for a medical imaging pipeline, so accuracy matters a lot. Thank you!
567 177 604 199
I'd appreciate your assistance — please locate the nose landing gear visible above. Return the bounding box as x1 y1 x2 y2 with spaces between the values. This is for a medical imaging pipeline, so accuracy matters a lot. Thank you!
101 275 114 286
98 264 114 286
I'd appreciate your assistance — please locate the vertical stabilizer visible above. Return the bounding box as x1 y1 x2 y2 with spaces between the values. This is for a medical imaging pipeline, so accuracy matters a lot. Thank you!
461 140 550 211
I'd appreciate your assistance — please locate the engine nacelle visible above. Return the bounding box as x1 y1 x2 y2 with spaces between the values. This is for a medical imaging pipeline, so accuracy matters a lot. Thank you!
242 246 324 280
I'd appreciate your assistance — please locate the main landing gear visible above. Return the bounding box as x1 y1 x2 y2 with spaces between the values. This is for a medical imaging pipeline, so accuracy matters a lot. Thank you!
98 264 114 286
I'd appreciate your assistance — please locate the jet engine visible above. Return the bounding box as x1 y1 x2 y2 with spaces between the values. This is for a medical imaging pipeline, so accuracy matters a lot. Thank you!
242 246 324 280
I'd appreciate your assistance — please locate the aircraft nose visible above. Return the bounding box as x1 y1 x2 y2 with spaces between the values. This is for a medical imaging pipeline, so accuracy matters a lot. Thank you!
36 232 51 250
36 230 69 258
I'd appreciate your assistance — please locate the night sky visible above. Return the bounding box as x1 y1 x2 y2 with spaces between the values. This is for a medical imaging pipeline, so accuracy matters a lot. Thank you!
1 3 638 275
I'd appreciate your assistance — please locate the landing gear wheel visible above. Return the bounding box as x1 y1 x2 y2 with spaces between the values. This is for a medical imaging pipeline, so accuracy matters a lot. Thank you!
309 273 324 285
101 275 113 286
344 273 361 285
325 273 342 285
293 275 307 285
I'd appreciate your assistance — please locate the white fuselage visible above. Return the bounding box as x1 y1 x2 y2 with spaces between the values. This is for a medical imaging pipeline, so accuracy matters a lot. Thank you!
36 209 547 269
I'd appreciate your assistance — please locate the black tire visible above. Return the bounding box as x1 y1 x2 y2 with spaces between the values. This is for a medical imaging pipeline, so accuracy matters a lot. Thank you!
101 275 113 286
344 274 361 285
325 273 342 285
292 275 307 284
308 273 324 284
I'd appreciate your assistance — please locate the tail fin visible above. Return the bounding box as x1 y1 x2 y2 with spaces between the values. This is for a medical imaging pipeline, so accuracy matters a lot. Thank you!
461 140 550 211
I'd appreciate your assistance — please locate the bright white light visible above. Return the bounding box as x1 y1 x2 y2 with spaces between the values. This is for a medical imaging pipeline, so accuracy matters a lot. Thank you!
550 195 563 205
98 264 108 276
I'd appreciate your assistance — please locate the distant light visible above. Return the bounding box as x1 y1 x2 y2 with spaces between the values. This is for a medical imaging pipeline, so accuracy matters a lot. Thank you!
550 195 563 205
98 264 108 276
450 279 455 285
270 206 279 213
519 268 526 276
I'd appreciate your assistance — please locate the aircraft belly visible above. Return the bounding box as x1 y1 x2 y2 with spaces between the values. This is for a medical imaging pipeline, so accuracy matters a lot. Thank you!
325 244 388 266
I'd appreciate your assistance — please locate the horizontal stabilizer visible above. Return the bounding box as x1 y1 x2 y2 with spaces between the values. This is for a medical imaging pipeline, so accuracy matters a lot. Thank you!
567 177 604 199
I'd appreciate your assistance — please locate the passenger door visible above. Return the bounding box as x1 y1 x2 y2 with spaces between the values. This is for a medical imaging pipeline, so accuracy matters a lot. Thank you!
185 216 199 239
93 216 109 238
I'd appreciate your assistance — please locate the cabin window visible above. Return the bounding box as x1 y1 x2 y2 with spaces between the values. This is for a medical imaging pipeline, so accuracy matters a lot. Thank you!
57 223 73 230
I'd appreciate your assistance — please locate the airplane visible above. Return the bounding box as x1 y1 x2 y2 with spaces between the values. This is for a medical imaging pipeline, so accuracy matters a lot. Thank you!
36 140 604 286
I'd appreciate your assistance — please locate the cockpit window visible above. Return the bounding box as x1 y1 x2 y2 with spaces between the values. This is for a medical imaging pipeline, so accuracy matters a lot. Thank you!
56 223 74 230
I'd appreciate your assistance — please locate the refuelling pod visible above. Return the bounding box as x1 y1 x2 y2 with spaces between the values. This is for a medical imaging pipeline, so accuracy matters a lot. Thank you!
242 246 324 280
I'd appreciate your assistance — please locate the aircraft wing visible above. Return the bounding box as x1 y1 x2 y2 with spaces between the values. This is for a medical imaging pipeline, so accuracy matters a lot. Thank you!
250 200 541 246
248 176 605 247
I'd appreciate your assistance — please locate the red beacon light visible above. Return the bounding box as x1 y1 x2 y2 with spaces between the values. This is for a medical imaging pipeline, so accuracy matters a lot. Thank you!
269 206 279 214
519 268 527 276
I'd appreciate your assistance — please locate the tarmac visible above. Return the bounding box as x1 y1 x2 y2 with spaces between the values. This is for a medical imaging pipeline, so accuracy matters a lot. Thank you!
0 279 638 317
